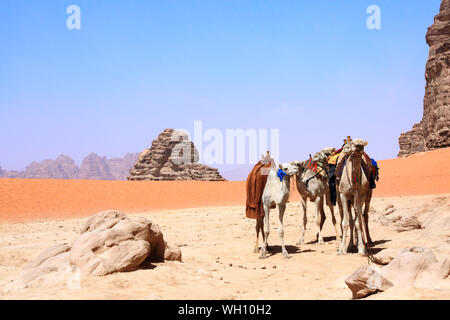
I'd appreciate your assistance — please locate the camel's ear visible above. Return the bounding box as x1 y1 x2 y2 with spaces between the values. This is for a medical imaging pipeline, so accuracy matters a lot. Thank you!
364 141 368 146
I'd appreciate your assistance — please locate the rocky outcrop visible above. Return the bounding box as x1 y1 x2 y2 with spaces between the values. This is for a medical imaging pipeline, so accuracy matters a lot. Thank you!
128 129 225 181
398 0 450 157
1 153 138 180
16 210 181 286
346 247 450 299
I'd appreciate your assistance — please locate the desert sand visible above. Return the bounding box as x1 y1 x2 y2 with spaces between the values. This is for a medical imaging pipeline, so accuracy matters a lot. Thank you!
0 148 449 299
1 148 449 224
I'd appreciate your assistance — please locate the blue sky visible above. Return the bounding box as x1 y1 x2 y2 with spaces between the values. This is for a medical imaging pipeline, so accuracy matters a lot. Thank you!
0 0 442 174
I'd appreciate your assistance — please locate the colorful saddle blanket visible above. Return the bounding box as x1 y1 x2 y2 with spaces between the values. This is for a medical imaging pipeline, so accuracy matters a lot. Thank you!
305 159 327 177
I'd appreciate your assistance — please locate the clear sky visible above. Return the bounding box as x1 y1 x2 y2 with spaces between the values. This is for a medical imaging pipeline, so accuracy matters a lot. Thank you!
0 0 442 173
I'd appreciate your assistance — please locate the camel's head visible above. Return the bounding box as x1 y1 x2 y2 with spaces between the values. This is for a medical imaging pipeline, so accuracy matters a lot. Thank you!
351 138 368 154
343 138 368 157
321 147 335 158
290 160 307 175
279 162 300 176
312 147 334 164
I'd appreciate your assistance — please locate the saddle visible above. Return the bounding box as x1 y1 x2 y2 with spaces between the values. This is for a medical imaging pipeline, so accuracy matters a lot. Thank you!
335 152 373 181
245 156 275 219
304 158 327 178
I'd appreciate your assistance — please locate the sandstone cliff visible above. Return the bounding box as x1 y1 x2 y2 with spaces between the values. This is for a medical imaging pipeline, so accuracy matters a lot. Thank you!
128 129 225 181
398 0 450 157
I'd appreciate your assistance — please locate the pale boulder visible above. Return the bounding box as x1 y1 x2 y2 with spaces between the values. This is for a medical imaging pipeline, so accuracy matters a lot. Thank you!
379 247 439 287
17 243 71 287
371 248 402 265
345 265 394 299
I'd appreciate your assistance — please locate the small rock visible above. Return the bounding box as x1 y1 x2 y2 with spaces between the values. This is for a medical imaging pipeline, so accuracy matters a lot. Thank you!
345 265 394 299
372 248 401 265
396 216 422 232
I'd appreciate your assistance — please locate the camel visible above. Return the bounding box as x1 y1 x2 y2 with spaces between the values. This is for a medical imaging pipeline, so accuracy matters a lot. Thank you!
336 139 372 255
294 148 342 245
258 162 299 259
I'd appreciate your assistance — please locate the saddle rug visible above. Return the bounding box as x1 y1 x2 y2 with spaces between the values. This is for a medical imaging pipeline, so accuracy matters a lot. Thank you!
305 158 327 178
335 153 372 181
245 157 275 219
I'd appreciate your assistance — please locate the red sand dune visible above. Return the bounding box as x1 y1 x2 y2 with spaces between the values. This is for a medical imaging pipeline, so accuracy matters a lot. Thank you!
1 148 449 223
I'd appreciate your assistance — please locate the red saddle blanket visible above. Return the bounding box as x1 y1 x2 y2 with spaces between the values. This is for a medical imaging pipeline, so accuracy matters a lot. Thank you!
245 157 275 219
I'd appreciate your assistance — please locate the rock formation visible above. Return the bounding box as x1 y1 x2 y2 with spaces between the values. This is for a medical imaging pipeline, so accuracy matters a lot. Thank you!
128 129 225 181
398 0 450 157
346 247 450 299
0 153 138 180
17 210 181 286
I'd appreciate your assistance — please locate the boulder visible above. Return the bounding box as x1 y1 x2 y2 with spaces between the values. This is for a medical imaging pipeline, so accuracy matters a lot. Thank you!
17 243 71 287
372 248 402 265
379 247 440 287
69 228 151 276
17 210 181 285
345 265 394 299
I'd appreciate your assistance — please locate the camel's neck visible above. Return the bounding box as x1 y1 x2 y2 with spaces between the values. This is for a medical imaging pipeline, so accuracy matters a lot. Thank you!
348 155 362 188
269 168 291 192
281 173 291 194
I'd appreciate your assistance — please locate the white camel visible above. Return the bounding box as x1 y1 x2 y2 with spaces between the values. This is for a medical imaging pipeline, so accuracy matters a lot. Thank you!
258 162 299 259
295 148 341 245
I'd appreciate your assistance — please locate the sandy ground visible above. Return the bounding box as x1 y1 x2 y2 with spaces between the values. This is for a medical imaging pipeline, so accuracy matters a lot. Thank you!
0 194 449 300
1 147 449 224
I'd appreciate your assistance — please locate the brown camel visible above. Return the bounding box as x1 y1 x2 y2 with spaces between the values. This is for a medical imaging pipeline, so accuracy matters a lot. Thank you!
336 139 373 255
294 147 341 245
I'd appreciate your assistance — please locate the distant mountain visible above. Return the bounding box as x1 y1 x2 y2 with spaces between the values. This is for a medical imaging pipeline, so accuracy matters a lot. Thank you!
22 155 79 179
78 153 115 180
107 153 140 180
0 152 139 180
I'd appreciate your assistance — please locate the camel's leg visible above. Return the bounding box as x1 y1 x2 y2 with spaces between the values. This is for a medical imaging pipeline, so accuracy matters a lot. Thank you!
314 197 324 244
297 196 308 245
278 204 290 258
328 201 341 243
347 200 357 253
354 194 367 256
336 192 344 238
259 204 270 259
254 218 262 253
363 189 373 246
319 196 326 231
338 195 350 255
